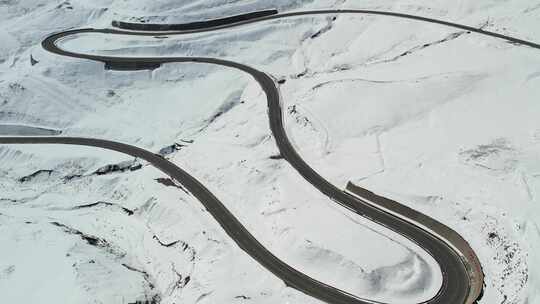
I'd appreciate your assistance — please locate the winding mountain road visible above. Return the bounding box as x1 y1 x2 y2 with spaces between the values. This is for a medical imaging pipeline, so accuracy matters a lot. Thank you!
3 8 539 304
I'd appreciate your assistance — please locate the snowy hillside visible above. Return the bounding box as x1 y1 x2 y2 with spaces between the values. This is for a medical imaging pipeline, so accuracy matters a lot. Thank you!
1 1 539 304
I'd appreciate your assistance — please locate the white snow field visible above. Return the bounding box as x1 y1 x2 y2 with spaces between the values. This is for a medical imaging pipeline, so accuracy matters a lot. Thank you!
0 0 539 304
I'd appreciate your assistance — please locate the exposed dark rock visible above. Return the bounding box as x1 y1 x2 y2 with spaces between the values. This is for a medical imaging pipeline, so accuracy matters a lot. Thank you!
461 139 512 161
158 143 185 156
30 55 39 66
155 178 189 194
63 174 82 182
331 64 351 72
376 30 469 65
130 163 143 171
235 295 251 300
296 71 306 78
152 235 196 261
269 154 283 160
181 242 189 251
309 16 335 40
310 30 323 39
287 105 312 128
18 169 54 183
56 1 73 9
122 265 162 303
485 225 527 302
287 104 297 114
8 82 25 92
153 235 180 247
59 142 190 182
95 159 141 175
50 222 123 257
70 201 134 216
183 275 190 286
0 198 24 204
204 91 242 127
122 263 156 290
128 295 160 304
459 138 516 172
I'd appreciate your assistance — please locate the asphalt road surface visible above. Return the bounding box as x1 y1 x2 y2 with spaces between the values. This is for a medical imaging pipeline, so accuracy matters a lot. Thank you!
3 8 538 304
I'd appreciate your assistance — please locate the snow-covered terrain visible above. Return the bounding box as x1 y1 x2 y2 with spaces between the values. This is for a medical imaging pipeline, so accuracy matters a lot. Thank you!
1 1 539 304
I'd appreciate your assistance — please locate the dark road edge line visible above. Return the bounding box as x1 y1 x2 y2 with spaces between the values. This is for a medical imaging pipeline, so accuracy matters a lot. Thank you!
112 9 278 31
345 183 485 303
98 9 540 50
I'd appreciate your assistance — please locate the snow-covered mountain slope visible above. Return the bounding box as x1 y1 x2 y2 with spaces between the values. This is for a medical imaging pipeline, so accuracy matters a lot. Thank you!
1 1 539 304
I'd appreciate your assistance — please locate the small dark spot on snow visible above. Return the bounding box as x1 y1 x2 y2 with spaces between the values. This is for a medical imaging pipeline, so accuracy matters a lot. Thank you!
235 295 251 300
2 265 15 276
8 83 25 92
287 105 297 114
30 55 39 66
183 276 191 286
269 154 283 160
310 30 323 39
